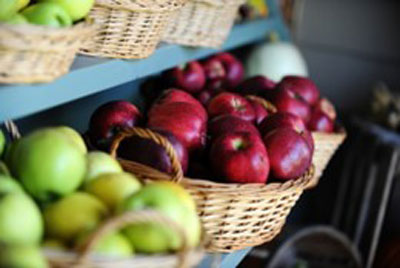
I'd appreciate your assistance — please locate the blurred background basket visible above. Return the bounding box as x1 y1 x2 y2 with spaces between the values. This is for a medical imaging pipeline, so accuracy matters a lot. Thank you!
162 0 245 48
80 0 186 59
0 23 93 84
110 127 314 253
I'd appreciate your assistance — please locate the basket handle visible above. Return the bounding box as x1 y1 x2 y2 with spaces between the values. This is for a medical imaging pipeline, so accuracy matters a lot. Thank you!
109 127 184 183
246 95 277 114
76 210 190 268
4 120 21 140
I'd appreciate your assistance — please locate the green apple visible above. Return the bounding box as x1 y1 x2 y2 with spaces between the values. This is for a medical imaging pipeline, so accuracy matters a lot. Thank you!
0 161 11 176
0 174 24 194
22 3 72 28
0 0 19 20
44 192 108 242
85 151 122 182
0 245 48 268
42 239 66 250
84 172 141 210
2 13 28 24
14 128 86 201
17 0 29 10
0 192 43 245
38 0 94 21
75 231 133 258
54 126 87 154
119 182 201 253
0 129 5 157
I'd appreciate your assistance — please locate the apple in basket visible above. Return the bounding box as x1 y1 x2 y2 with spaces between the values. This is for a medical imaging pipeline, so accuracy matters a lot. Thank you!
22 3 72 27
278 76 320 105
247 98 270 125
0 245 48 268
162 61 206 94
308 109 335 133
210 132 269 183
196 89 214 107
213 53 244 89
208 114 260 139
38 0 95 22
235 75 276 96
84 151 123 183
201 57 226 83
313 97 337 121
207 92 256 122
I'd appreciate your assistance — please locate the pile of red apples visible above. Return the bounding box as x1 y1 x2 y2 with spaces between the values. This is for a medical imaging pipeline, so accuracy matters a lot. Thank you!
87 53 338 185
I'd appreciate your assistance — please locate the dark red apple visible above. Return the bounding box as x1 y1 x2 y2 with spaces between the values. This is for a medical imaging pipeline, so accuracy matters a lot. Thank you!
236 75 276 95
207 92 255 122
263 128 312 180
147 102 207 152
210 132 269 183
247 98 269 125
313 98 337 121
208 115 260 138
278 76 320 105
308 110 334 133
88 100 142 150
201 57 226 82
214 53 244 89
162 61 206 94
196 89 214 107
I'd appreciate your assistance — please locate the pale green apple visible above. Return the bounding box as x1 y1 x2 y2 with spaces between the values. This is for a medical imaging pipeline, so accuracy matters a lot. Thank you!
22 3 72 28
38 0 94 21
14 129 86 201
0 161 11 176
0 129 5 157
0 174 24 194
85 151 122 182
17 0 29 10
0 192 43 245
0 245 48 268
75 231 133 258
0 0 19 20
2 13 28 24
54 126 87 154
119 182 201 253
84 172 141 210
42 239 66 250
44 192 108 242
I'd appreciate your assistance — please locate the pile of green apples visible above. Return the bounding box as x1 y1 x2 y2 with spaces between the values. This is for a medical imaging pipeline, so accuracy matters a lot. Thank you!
0 0 94 27
0 126 201 268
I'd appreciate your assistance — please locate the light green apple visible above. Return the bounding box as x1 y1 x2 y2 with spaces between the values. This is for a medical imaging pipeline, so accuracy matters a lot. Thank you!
0 174 24 194
0 245 48 268
84 172 141 210
119 182 201 253
2 13 28 24
14 128 86 201
0 161 11 176
22 3 72 28
54 126 87 154
0 192 43 245
0 0 19 20
75 231 133 258
44 192 108 242
0 129 5 157
38 0 94 21
17 0 30 10
85 151 122 183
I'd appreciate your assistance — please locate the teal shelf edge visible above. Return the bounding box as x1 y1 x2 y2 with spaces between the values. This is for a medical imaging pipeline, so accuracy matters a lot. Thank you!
0 17 284 122
197 247 252 268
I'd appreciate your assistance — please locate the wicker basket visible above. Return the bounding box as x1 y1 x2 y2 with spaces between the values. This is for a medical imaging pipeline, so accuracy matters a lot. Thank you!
162 0 245 48
0 23 94 84
80 0 186 59
45 210 204 268
110 127 314 253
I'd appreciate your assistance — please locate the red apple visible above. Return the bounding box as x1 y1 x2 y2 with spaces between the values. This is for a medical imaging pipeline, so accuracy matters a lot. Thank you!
278 76 320 105
313 98 337 121
214 53 244 89
207 92 256 122
263 128 312 180
201 57 226 82
196 89 214 107
247 98 269 125
88 101 142 150
308 110 334 133
236 75 276 96
147 102 207 152
162 61 206 94
210 132 269 183
208 115 260 138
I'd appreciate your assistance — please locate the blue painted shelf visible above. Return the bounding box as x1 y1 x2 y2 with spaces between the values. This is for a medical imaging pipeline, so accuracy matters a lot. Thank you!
0 17 284 123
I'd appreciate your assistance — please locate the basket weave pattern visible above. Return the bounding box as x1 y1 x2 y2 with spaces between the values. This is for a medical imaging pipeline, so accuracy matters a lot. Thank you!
162 0 245 48
0 23 93 83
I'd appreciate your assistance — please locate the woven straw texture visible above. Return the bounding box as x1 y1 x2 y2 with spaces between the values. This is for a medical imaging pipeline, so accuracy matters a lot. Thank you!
162 0 245 48
110 127 314 252
0 23 93 84
80 0 186 59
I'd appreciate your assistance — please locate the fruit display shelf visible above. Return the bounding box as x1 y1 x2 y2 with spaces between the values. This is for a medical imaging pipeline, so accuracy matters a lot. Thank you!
0 16 289 123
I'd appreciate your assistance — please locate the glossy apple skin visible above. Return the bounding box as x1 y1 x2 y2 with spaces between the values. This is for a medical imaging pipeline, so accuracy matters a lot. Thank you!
214 53 244 89
21 3 73 27
248 99 269 125
209 115 260 138
162 61 206 94
89 101 141 150
210 132 269 183
278 76 320 105
236 75 276 95
263 128 312 180
313 98 337 120
147 102 207 152
208 92 256 122
117 129 189 174
201 58 226 82
308 110 334 133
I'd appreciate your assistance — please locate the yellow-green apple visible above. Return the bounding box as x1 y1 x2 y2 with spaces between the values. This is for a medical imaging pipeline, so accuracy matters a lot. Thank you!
162 62 206 94
0 245 48 268
38 0 94 21
210 132 269 183
44 192 108 242
84 151 122 182
263 128 312 180
0 175 24 193
0 192 43 245
17 0 29 10
308 109 334 133
119 182 201 253
0 0 19 20
278 76 320 105
54 126 87 154
14 128 86 201
84 172 141 210
208 115 260 139
42 239 66 250
207 92 256 122
235 75 276 95
22 3 72 27
0 130 5 157
213 53 244 89
88 101 142 151
75 231 133 258
2 13 28 24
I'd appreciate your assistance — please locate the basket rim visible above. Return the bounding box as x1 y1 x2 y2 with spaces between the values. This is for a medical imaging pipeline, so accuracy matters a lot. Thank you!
94 0 187 12
0 21 93 36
